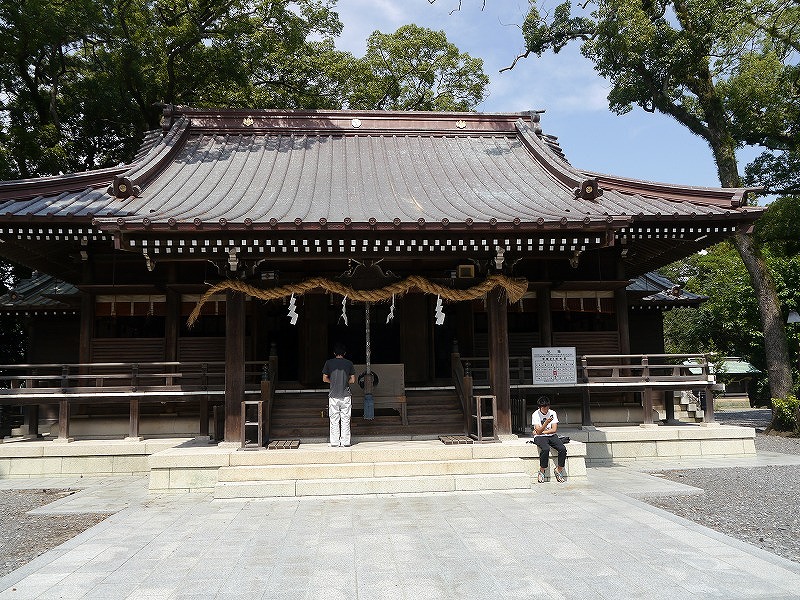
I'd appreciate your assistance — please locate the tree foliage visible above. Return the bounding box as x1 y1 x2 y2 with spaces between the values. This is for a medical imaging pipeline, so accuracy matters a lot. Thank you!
0 1 488 180
509 0 799 403
662 197 800 403
348 24 489 111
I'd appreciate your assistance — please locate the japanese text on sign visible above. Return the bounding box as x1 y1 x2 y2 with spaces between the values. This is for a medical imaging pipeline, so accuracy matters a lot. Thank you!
532 347 577 386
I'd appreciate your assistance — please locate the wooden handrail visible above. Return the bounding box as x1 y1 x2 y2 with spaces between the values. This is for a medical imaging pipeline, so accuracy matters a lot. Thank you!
451 350 471 435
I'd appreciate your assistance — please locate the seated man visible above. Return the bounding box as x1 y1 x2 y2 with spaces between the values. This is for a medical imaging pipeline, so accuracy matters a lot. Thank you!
531 396 567 483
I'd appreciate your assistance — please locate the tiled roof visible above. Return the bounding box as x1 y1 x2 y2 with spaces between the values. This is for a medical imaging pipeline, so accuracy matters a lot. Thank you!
0 273 78 311
628 272 706 307
0 108 760 233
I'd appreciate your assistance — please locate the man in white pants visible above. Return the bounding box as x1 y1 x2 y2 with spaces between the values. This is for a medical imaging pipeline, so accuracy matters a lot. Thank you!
322 342 356 447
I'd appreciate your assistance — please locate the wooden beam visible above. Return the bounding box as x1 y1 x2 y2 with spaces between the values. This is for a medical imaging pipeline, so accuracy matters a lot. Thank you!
224 290 246 443
487 287 511 435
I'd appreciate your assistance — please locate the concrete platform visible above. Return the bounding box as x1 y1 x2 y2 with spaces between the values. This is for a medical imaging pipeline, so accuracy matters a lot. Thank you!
2 424 757 498
571 424 756 465
147 438 589 496
0 438 189 477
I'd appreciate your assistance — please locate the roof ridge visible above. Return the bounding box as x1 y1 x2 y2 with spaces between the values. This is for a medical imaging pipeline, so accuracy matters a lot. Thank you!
514 118 606 203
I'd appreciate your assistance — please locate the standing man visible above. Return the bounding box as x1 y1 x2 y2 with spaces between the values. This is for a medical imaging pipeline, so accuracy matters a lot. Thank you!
322 342 356 447
531 396 567 483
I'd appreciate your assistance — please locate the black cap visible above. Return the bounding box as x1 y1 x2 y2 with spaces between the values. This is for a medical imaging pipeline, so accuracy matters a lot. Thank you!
537 396 551 407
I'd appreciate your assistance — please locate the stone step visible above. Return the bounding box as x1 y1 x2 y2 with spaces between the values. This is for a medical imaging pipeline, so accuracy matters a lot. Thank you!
226 442 541 466
213 472 533 498
218 457 531 482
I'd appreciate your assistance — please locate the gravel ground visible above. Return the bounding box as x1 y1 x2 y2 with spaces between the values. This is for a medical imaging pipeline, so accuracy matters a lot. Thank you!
0 410 797 579
0 489 109 577
643 409 800 564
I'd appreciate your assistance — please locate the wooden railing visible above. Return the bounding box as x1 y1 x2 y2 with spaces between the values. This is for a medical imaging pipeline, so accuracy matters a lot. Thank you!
578 353 713 385
0 360 270 440
452 352 716 427
455 353 713 386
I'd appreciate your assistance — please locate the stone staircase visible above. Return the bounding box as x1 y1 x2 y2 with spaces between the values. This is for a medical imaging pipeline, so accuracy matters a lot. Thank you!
214 454 531 499
654 390 705 423
147 439 588 497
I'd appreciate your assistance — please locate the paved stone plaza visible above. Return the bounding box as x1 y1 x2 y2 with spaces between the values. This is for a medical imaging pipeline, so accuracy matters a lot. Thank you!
1 450 800 599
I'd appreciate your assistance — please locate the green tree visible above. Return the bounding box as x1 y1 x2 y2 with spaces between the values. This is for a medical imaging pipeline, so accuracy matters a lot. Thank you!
491 0 800 408
0 0 351 178
348 24 489 111
1 2 489 179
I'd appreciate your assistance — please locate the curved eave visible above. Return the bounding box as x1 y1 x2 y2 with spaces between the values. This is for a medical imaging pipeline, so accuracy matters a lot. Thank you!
0 167 125 203
585 171 762 209
111 117 191 199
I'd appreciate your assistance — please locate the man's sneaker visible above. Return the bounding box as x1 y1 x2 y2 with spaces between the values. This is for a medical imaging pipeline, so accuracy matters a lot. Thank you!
537 471 545 483
555 469 567 483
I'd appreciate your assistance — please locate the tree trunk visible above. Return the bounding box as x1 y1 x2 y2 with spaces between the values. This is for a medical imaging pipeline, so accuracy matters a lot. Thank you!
732 231 794 432
711 140 794 432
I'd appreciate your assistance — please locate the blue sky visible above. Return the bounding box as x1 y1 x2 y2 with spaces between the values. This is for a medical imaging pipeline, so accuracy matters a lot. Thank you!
333 0 760 189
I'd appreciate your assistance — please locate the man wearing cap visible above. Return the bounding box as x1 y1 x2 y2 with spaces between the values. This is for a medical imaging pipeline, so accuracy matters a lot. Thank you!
531 396 567 483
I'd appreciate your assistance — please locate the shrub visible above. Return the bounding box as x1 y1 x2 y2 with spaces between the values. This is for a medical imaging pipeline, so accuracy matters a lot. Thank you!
771 395 799 432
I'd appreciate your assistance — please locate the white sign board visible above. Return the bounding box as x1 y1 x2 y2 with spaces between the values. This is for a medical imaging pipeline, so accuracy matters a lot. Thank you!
532 347 577 386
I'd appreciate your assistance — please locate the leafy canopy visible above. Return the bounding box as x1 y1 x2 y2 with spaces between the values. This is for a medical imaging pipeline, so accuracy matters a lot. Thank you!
519 0 799 189
349 24 489 111
0 1 489 179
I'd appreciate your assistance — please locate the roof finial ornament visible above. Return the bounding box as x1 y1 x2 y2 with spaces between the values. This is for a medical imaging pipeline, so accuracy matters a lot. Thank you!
156 102 175 134
528 109 545 134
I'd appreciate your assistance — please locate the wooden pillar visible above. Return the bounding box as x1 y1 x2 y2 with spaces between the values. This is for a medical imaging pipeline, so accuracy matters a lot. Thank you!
300 294 328 386
400 294 431 384
614 287 631 355
25 405 39 437
537 286 553 347
57 399 71 441
487 288 511 435
79 292 94 366
642 387 654 424
165 288 179 363
199 395 210 437
128 398 140 439
224 290 246 443
664 390 678 424
581 388 593 427
703 386 716 423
